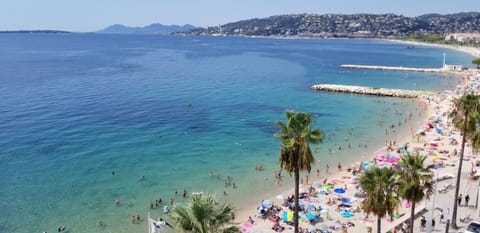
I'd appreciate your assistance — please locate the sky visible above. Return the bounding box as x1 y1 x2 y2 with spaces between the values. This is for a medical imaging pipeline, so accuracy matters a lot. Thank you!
1 0 479 32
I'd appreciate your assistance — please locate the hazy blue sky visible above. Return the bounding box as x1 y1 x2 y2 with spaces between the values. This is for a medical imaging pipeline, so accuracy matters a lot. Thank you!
1 0 478 32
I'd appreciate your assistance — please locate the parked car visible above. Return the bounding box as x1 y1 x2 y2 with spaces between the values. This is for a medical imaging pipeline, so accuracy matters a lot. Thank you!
465 221 480 233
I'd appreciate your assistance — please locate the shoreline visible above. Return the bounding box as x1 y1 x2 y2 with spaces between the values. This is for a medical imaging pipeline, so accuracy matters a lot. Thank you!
234 94 433 233
386 39 480 58
233 41 479 233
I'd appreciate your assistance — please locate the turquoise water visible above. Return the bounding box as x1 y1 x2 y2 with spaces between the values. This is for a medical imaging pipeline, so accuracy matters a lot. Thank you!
0 35 474 233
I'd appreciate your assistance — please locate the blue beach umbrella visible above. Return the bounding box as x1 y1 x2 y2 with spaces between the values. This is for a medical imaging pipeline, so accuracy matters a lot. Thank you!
305 212 317 221
341 211 354 218
333 188 346 194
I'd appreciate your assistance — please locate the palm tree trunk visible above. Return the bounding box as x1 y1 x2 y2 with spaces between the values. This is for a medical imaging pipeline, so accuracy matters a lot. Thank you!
452 118 468 229
294 167 300 233
409 201 416 233
377 216 381 233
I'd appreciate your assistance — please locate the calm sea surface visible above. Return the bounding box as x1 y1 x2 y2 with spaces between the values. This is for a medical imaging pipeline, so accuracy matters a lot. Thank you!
0 34 474 233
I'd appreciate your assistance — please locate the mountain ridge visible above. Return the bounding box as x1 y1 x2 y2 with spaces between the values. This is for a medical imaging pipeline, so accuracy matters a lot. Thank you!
178 12 480 37
97 23 196 34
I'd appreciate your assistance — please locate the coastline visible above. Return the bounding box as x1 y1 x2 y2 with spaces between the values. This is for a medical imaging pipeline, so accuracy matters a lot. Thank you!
234 94 433 233
233 41 479 233
2 35 476 233
386 39 480 58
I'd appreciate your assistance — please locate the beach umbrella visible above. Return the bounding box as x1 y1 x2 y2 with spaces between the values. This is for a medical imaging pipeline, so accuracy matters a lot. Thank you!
385 157 400 163
287 211 293 221
341 211 354 218
276 195 286 200
305 212 317 221
334 188 346 194
256 205 267 211
262 199 273 207
376 154 386 161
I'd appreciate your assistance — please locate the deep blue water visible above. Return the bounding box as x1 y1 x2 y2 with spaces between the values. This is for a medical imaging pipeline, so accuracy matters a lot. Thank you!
0 34 474 233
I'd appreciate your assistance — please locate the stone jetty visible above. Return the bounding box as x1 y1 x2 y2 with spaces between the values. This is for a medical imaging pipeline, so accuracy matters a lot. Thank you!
341 64 445 73
311 84 429 98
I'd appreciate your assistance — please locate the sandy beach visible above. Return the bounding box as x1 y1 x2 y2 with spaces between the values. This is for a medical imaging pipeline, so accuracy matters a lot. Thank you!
233 42 480 233
388 39 480 58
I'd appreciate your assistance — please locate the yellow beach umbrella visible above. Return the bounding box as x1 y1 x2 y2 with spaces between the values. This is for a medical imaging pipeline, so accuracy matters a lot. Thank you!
287 211 294 221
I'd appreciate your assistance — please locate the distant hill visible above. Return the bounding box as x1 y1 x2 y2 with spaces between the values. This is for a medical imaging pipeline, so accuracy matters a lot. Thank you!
179 12 480 38
0 30 70 34
97 23 196 35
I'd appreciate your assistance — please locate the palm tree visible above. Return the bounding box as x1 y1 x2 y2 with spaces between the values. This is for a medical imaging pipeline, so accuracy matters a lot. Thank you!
171 193 239 233
398 153 434 233
449 93 480 229
274 111 323 233
360 167 400 233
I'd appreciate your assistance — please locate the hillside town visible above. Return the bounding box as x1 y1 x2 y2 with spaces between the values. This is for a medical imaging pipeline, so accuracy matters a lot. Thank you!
179 12 480 38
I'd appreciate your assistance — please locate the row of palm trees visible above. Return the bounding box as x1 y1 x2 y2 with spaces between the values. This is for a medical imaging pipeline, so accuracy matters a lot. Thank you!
270 93 480 233
165 93 480 233
273 111 435 233
360 153 433 233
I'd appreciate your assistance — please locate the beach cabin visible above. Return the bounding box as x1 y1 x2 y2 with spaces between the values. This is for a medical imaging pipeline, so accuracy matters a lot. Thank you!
443 64 463 71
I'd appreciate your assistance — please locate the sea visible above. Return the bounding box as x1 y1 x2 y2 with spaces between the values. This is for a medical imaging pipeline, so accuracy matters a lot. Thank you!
0 34 474 233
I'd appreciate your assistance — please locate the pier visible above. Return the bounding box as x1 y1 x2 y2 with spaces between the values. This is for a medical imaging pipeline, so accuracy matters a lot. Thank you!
311 84 429 98
341 64 445 73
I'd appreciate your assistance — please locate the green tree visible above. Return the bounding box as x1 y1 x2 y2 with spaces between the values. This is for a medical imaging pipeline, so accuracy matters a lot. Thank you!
274 111 323 233
171 193 239 233
449 93 480 229
360 167 400 233
398 153 434 233
473 58 480 69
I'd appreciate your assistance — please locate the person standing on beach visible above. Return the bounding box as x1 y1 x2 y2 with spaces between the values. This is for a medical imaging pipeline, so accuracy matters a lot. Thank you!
465 194 470 206
458 194 462 206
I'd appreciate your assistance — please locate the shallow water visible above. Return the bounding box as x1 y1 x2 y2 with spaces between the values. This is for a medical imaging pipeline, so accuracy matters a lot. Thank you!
0 34 473 233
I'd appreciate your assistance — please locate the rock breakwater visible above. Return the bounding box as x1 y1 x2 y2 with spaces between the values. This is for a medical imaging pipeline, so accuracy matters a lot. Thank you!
311 84 429 98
